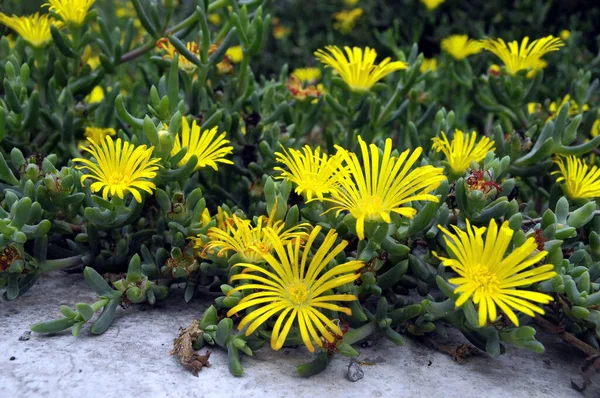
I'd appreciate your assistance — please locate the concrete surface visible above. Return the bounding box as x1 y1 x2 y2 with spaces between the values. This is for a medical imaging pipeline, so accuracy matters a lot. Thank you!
1 271 598 398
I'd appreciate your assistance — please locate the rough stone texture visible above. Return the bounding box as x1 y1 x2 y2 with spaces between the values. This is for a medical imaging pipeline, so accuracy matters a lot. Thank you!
1 271 599 397
347 361 364 382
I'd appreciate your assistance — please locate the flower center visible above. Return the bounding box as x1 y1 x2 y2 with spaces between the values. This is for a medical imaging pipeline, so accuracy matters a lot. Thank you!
354 195 384 218
470 265 500 294
286 281 309 305
108 171 127 185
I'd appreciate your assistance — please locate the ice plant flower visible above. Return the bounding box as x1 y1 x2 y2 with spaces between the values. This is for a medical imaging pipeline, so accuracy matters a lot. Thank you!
285 76 324 101
332 8 364 34
420 0 445 10
85 86 105 104
225 46 243 63
272 24 292 39
325 136 446 240
73 136 160 202
547 94 589 121
420 58 438 73
226 226 364 352
0 12 61 48
552 155 600 200
441 35 482 60
44 0 95 27
560 29 571 41
274 145 343 201
314 46 407 92
207 13 221 26
434 219 556 327
431 130 495 176
156 38 200 74
171 117 234 172
292 67 322 83
204 209 310 264
481 35 564 76
80 127 116 148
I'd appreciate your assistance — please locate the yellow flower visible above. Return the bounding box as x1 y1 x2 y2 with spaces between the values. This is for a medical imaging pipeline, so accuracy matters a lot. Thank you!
156 38 200 74
227 226 364 352
431 130 495 176
440 34 482 61
592 119 600 138
85 86 105 104
292 67 322 83
325 136 446 240
204 208 311 264
527 102 542 115
0 12 62 48
488 64 501 76
547 94 589 121
420 0 445 10
560 29 571 41
274 145 343 201
344 0 359 5
171 117 234 172
481 35 564 76
314 46 407 92
44 0 95 27
553 155 600 200
82 127 116 145
225 45 243 63
82 45 101 69
207 13 221 26
273 24 292 39
419 58 437 73
332 8 364 34
73 136 160 202
434 219 555 327
286 76 324 101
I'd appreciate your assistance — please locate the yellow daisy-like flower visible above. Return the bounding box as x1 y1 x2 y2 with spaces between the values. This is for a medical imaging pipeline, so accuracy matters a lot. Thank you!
547 94 589 121
440 34 482 61
227 226 364 352
85 86 105 104
431 130 495 176
332 8 364 34
204 209 310 264
434 219 556 327
225 45 243 63
274 145 343 201
273 24 292 39
325 136 446 240
207 13 221 26
73 136 160 202
592 119 600 138
481 35 564 76
527 102 542 115
420 58 438 73
560 29 571 41
81 127 116 148
156 38 200 74
44 0 95 27
171 117 234 172
0 12 62 48
552 155 600 200
420 0 445 10
292 67 322 83
314 46 407 92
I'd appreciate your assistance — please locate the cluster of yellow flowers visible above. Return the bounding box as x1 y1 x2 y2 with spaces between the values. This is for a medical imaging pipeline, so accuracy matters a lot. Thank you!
0 0 95 48
440 34 564 77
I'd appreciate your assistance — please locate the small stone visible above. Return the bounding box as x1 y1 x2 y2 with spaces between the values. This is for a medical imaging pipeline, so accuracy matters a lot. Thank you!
347 362 364 382
9 356 15 361
18 331 31 341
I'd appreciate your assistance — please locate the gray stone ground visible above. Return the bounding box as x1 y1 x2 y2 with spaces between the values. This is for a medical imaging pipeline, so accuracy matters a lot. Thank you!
1 271 598 398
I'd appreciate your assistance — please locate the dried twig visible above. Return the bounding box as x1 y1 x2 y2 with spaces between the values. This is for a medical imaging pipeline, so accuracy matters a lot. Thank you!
533 315 599 357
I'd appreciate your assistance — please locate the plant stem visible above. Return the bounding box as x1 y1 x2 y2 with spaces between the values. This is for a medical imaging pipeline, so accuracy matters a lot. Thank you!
42 254 84 272
534 315 598 357
522 210 600 226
